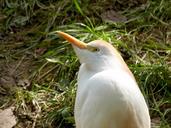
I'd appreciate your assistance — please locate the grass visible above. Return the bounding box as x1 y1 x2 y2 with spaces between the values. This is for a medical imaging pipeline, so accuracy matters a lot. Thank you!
0 0 171 127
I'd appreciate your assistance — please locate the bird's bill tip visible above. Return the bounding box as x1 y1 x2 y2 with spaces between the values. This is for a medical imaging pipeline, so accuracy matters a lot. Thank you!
57 31 87 49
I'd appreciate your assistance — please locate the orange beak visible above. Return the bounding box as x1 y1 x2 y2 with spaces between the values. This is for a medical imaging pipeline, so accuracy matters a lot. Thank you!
57 31 87 49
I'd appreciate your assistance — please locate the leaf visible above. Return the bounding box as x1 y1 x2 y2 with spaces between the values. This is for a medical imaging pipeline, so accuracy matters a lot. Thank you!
101 10 127 23
0 107 17 128
11 16 29 27
73 0 84 16
46 58 64 65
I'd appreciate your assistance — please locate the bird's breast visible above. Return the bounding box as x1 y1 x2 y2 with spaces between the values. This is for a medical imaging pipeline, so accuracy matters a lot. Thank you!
74 65 150 128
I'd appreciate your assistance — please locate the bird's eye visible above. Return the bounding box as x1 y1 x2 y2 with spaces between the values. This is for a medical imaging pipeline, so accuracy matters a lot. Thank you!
87 46 100 52
92 48 100 52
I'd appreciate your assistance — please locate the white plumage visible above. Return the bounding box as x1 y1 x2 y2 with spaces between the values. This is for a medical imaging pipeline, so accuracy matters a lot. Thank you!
57 32 151 128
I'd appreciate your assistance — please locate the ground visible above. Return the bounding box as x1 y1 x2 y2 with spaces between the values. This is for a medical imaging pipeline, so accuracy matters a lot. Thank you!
0 0 171 128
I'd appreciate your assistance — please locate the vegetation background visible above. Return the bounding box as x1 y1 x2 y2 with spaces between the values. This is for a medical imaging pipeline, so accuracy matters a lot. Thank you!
0 0 171 127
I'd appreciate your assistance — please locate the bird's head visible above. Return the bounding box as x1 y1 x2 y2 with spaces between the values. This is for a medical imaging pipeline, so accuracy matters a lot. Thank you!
57 31 131 74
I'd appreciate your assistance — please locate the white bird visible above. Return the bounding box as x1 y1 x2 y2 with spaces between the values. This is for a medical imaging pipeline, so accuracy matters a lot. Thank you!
57 31 151 128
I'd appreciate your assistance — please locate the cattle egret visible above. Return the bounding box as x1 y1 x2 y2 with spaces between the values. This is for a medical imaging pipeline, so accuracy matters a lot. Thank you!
57 31 151 128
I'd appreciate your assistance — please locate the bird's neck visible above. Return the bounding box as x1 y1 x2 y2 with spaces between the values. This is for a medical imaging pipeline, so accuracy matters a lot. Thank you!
83 56 122 72
77 60 119 89
78 57 135 81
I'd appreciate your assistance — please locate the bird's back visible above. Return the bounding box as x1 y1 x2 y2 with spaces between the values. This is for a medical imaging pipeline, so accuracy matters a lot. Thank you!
74 67 150 128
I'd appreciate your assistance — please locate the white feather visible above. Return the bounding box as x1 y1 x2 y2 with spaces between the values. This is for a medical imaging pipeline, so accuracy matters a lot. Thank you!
72 40 150 128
